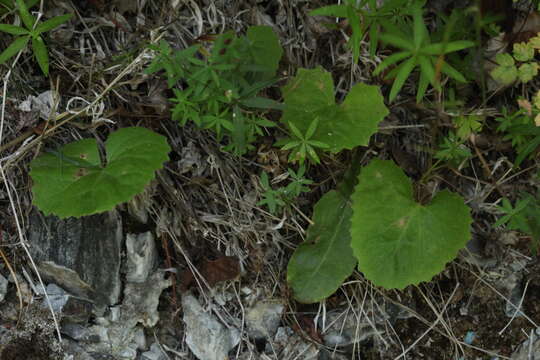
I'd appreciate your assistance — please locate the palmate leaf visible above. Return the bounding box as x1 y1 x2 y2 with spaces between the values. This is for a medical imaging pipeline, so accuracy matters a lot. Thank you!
30 127 170 218
281 67 388 153
350 160 472 289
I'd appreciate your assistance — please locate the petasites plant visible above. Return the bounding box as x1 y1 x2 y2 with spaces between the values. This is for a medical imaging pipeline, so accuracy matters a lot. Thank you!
287 189 356 303
288 159 472 301
350 160 471 289
30 127 170 218
280 67 389 155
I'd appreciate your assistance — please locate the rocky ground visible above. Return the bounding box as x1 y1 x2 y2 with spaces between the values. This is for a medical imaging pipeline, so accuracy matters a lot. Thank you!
0 0 540 359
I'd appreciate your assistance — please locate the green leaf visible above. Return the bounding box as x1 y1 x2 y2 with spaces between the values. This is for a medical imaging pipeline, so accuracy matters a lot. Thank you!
239 97 284 110
517 62 538 83
246 26 283 79
34 13 72 34
281 67 388 152
0 35 28 66
0 23 29 35
455 114 483 140
287 190 356 303
513 42 535 62
388 56 416 102
31 35 49 76
495 52 515 67
421 41 475 55
373 51 412 76
491 62 518 85
412 4 427 50
309 4 349 17
30 127 171 218
379 32 414 51
350 160 472 289
16 0 35 30
347 4 363 63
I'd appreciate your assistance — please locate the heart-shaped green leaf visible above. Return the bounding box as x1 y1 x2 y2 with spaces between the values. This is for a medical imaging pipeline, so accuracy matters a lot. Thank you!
287 189 356 303
30 127 170 218
281 67 388 153
350 159 472 289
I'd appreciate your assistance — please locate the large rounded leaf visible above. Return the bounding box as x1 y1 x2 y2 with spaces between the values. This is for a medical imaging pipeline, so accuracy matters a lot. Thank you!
287 190 356 303
30 127 170 218
350 160 472 289
281 67 388 153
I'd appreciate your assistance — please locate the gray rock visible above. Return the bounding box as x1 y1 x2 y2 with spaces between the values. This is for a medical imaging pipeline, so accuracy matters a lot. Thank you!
0 273 7 303
78 272 171 359
182 293 241 360
26 209 123 307
269 326 319 359
38 284 92 324
319 311 385 347
246 300 283 340
141 343 168 360
125 232 157 283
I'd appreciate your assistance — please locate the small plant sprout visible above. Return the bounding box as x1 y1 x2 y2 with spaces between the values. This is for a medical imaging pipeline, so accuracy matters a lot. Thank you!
0 0 72 75
278 118 330 165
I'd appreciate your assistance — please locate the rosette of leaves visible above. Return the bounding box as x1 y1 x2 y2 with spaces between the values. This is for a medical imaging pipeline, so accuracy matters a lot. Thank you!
373 4 474 102
30 127 170 218
0 0 72 75
309 0 422 61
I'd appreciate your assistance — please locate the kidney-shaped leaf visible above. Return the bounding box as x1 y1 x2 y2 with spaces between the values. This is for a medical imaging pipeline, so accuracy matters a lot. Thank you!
247 25 282 79
30 127 170 218
287 190 357 303
281 67 388 153
350 160 471 289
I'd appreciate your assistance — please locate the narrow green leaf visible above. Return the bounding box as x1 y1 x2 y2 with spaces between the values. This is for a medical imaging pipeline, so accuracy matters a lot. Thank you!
388 56 417 102
288 121 304 139
34 14 72 34
373 51 411 76
417 55 436 88
412 5 427 49
0 24 29 35
31 35 49 76
416 69 430 103
347 4 363 63
422 40 475 55
287 190 356 303
306 118 319 139
379 33 414 51
309 4 349 17
16 0 35 30
440 61 467 82
0 36 29 66
239 97 284 110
